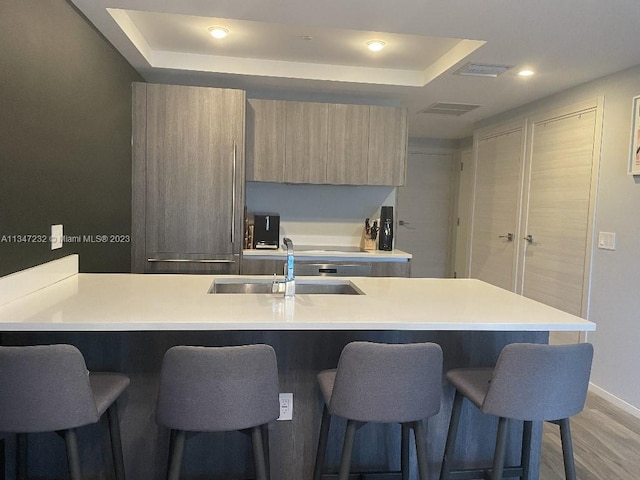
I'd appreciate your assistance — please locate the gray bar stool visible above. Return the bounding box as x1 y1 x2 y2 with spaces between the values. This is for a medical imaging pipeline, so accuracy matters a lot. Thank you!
155 344 280 480
439 342 593 480
0 344 130 480
313 341 443 480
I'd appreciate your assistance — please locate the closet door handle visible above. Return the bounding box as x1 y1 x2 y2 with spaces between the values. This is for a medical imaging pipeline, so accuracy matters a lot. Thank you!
524 234 534 244
498 233 514 241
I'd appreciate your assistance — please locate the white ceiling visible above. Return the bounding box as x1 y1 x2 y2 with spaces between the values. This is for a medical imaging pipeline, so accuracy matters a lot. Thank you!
72 0 640 140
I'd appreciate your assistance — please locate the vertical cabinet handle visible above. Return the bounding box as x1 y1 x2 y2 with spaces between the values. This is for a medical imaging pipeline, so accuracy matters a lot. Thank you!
498 233 514 241
231 142 236 244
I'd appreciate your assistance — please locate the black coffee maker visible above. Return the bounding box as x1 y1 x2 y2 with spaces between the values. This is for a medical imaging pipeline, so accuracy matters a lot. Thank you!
378 206 393 251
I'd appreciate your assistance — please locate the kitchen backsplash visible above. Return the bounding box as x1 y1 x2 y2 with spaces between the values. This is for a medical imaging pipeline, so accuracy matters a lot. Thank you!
245 182 396 247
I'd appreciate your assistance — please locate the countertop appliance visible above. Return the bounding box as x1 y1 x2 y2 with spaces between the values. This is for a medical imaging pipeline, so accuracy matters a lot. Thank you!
378 206 394 251
253 213 280 249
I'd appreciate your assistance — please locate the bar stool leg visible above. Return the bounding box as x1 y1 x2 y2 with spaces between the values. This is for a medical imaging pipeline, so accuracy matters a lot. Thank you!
251 426 268 480
401 423 410 480
167 430 186 480
261 424 271 480
558 418 576 480
64 428 82 480
16 433 27 480
338 420 358 480
313 405 332 480
491 417 509 480
439 390 464 480
107 403 126 480
521 421 533 480
413 420 429 480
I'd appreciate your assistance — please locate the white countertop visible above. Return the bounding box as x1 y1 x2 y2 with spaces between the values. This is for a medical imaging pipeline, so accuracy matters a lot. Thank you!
243 248 411 261
0 273 595 332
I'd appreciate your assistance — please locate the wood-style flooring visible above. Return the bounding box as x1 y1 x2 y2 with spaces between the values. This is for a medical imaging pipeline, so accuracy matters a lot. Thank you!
540 392 640 479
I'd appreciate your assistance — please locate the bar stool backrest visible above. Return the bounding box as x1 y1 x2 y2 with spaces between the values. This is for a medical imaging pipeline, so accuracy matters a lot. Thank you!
0 344 99 432
156 344 280 432
329 341 443 423
482 342 594 421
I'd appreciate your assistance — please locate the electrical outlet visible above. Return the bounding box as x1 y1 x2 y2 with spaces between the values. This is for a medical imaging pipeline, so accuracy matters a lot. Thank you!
51 224 63 250
278 393 293 421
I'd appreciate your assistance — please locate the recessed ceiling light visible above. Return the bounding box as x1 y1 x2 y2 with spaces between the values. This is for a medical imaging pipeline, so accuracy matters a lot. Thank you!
366 40 386 52
518 69 535 77
208 27 229 39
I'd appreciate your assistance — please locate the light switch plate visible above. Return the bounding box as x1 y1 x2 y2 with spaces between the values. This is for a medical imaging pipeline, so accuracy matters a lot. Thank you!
51 224 63 250
597 231 616 251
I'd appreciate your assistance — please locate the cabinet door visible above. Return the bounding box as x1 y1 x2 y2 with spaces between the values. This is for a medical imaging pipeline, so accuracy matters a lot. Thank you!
143 84 244 271
285 101 328 183
327 104 369 184
368 106 408 186
241 258 281 275
246 99 286 182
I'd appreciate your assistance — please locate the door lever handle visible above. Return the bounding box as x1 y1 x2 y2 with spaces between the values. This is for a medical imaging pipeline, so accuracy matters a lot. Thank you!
498 233 514 241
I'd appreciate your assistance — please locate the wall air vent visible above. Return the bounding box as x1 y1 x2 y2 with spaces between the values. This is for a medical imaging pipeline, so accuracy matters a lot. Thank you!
418 102 482 116
453 62 511 77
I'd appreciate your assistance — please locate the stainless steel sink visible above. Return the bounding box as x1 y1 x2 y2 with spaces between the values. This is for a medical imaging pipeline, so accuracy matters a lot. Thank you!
209 278 364 295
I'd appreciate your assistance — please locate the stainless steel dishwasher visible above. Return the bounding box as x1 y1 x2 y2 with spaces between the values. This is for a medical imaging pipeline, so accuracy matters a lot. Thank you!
294 263 372 277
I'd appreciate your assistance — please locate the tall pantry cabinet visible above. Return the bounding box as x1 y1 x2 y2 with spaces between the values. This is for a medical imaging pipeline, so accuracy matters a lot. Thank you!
131 83 245 274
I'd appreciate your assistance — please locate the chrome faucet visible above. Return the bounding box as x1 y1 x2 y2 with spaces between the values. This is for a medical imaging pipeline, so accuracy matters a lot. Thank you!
271 237 295 296
282 237 295 296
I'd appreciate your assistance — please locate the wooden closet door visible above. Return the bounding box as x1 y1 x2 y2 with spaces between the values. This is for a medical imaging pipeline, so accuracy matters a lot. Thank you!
521 109 598 317
470 128 524 290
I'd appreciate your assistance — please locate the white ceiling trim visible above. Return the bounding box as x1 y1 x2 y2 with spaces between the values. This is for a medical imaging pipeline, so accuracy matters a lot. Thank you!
107 8 153 61
108 8 484 87
152 51 428 86
418 39 485 86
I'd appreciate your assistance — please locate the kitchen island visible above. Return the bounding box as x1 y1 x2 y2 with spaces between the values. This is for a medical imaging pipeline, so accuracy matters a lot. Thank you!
0 256 595 480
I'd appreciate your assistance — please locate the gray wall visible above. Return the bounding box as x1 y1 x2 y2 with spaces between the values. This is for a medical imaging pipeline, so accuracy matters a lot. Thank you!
476 64 640 412
0 0 142 276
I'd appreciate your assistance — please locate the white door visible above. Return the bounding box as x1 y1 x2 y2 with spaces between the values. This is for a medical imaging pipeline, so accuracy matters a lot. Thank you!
454 149 473 278
396 152 454 277
470 128 524 290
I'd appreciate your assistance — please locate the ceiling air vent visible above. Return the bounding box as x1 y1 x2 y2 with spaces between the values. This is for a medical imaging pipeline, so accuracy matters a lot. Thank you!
453 62 511 77
419 102 482 116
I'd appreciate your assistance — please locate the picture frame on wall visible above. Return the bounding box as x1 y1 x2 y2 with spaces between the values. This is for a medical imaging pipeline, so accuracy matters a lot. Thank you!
629 95 640 175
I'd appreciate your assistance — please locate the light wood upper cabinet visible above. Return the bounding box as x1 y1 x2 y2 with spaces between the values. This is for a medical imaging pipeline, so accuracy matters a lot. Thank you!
245 99 407 186
368 106 408 186
285 101 328 184
327 103 370 185
246 99 286 182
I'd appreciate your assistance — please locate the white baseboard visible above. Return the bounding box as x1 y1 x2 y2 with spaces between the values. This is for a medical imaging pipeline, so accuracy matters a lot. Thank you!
0 255 79 306
589 382 640 419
